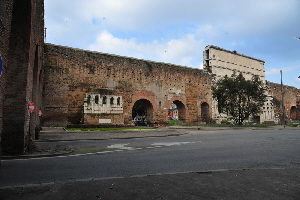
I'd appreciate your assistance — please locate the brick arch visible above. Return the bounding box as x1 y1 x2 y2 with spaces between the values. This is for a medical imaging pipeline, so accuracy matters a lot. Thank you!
131 91 157 123
290 106 297 120
201 102 210 123
165 96 188 123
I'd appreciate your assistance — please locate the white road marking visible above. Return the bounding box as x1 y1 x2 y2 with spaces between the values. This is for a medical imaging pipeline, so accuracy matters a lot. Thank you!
107 143 135 150
4 141 202 161
151 141 200 146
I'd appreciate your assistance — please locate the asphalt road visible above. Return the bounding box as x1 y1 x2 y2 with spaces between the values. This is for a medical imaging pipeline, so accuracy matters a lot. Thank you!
1 129 300 187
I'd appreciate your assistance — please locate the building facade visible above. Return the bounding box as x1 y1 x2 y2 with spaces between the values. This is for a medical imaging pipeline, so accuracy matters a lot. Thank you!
204 45 276 124
203 45 300 124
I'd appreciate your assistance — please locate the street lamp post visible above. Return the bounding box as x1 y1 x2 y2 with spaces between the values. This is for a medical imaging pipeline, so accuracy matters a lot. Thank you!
280 70 285 128
297 38 300 78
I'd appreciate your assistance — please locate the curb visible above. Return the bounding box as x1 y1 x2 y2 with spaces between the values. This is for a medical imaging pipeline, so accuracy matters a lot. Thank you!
1 151 72 160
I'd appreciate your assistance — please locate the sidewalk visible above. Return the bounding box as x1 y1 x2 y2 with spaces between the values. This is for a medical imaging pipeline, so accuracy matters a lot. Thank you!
1 127 190 160
38 126 187 142
1 167 299 199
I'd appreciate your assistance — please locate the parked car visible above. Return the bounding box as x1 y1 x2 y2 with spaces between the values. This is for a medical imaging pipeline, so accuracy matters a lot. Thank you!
132 120 147 126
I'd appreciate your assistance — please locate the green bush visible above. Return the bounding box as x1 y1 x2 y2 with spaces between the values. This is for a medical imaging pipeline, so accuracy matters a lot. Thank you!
287 123 300 127
221 120 229 124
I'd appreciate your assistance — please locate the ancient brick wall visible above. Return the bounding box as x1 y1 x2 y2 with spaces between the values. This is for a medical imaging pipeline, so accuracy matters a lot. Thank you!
266 81 300 122
43 44 213 126
1 0 44 155
0 0 14 161
42 64 69 126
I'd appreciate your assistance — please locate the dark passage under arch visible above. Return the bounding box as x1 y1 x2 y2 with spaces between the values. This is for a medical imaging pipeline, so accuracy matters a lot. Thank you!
132 99 153 126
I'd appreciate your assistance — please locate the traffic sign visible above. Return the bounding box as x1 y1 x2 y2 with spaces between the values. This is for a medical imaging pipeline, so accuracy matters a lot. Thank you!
28 102 35 113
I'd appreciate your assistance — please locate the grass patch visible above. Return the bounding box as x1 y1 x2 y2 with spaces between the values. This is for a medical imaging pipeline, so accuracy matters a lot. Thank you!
65 127 155 131
180 123 276 127
287 123 300 127
168 120 179 126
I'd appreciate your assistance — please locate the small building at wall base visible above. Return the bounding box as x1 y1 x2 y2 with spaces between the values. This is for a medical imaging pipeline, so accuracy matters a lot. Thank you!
84 94 124 124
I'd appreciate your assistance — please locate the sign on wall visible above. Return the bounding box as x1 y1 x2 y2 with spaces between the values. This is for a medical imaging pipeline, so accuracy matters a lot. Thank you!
99 119 111 124
28 102 35 113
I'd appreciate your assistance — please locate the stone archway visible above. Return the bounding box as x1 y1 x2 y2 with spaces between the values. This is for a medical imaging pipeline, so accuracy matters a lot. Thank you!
290 106 297 120
170 100 187 123
201 102 210 123
132 99 154 125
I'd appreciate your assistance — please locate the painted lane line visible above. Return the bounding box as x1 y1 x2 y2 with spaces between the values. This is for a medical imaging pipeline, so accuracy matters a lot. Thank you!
107 143 135 150
151 141 201 147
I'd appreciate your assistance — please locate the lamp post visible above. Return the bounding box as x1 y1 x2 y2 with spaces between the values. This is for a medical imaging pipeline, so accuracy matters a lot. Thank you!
297 38 300 78
280 70 285 128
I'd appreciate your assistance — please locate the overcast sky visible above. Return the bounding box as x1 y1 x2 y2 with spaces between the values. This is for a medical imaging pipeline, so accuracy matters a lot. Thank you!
45 0 300 88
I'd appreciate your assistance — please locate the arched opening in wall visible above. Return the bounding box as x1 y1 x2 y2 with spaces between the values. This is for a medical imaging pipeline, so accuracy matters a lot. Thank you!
87 95 91 104
290 106 297 120
201 102 210 124
95 95 99 104
168 102 178 121
102 96 107 105
168 100 187 123
110 97 114 105
132 99 153 126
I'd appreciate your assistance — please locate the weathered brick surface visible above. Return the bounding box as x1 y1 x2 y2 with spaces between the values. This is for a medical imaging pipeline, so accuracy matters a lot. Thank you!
42 65 69 126
266 81 300 122
1 0 44 155
0 0 14 161
43 44 213 126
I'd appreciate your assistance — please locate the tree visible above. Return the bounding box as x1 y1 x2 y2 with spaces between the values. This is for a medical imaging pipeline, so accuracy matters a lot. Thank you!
212 72 267 125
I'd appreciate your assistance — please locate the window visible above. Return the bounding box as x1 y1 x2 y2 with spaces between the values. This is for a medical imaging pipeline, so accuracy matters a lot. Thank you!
95 95 99 104
87 95 91 104
117 97 121 105
103 96 107 104
110 97 114 105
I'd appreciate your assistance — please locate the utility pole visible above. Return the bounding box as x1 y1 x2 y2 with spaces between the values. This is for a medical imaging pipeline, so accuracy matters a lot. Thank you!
296 38 300 78
44 27 47 42
280 70 285 128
